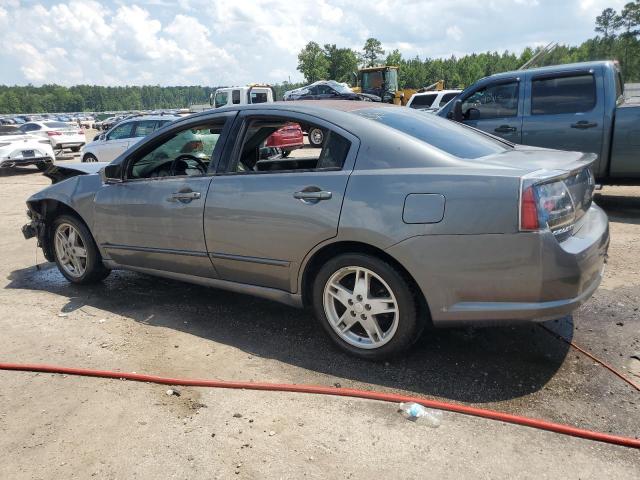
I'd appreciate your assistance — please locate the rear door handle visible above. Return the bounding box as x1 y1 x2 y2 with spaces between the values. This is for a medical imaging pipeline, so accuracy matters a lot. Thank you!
168 191 201 203
494 125 517 133
571 121 598 129
293 190 332 203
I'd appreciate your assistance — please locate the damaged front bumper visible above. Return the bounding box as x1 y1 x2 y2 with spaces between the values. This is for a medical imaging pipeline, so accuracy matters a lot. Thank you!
21 209 44 240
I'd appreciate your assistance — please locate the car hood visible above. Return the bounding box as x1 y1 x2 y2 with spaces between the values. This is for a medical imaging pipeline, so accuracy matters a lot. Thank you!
41 161 108 184
482 146 597 175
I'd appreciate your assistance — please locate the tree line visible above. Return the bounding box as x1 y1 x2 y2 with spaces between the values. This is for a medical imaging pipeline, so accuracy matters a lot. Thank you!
1 2 638 114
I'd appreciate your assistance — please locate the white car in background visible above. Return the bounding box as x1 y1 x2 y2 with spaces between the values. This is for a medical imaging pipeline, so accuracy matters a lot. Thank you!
81 115 178 163
406 89 462 112
19 121 86 152
0 125 55 171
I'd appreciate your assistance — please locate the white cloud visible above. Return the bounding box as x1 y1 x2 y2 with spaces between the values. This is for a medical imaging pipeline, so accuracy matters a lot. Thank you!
0 0 630 86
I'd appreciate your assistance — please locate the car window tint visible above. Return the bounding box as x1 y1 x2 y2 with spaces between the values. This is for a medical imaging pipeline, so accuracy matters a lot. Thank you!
233 117 350 174
355 107 508 159
410 94 437 108
133 120 157 137
214 91 228 108
107 122 134 140
232 90 241 104
128 124 224 179
462 81 519 119
439 92 458 107
250 92 269 104
155 120 173 129
531 74 596 115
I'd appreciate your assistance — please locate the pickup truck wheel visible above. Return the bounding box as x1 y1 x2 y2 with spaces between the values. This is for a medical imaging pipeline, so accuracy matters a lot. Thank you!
82 153 98 163
312 253 420 360
308 128 324 148
51 214 110 284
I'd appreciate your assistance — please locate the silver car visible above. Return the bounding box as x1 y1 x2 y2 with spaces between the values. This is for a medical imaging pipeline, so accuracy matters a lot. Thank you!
22 101 609 359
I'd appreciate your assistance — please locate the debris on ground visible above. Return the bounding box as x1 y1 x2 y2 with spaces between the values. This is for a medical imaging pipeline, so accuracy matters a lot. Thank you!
166 388 181 397
398 402 442 427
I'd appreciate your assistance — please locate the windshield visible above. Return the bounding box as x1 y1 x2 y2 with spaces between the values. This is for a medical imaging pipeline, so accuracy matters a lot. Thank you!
361 71 383 91
384 69 398 92
355 107 509 159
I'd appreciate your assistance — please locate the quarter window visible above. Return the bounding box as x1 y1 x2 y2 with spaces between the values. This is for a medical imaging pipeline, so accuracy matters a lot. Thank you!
233 117 350 174
461 81 519 119
439 92 458 107
531 74 596 115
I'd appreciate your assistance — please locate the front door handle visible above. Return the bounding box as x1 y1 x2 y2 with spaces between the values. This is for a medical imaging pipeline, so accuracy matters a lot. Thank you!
571 121 598 129
293 189 332 203
168 191 201 203
494 125 517 133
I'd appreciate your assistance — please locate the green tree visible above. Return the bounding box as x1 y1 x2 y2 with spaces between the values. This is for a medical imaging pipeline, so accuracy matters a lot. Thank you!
361 38 384 67
596 7 622 38
323 44 359 83
297 41 330 83
385 49 402 66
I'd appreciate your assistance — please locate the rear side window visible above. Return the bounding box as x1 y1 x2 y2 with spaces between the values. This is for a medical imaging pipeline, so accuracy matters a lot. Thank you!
355 108 509 159
531 74 596 115
439 92 458 107
410 94 437 108
232 90 241 104
133 120 157 138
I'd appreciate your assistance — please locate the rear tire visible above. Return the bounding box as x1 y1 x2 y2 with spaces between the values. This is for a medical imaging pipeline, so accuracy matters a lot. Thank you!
312 253 421 360
51 214 110 284
82 153 98 163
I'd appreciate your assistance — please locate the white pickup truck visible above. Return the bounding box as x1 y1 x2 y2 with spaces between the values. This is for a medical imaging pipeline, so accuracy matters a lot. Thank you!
211 85 274 108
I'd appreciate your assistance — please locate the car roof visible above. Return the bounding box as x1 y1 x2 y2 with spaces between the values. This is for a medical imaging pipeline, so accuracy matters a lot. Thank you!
119 114 180 122
412 90 461 96
483 60 616 82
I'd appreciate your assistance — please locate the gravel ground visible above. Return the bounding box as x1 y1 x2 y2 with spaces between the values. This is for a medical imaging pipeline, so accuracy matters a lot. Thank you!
0 138 638 479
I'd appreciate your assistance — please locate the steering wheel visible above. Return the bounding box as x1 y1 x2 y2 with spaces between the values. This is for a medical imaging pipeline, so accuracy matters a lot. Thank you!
170 154 208 176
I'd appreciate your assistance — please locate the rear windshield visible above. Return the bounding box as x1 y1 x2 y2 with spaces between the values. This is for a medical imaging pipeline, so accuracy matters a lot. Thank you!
44 121 71 128
354 108 509 159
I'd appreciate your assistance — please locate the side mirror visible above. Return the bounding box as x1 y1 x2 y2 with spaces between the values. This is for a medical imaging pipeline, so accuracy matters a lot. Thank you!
101 163 122 184
99 134 106 141
452 99 464 122
467 108 481 121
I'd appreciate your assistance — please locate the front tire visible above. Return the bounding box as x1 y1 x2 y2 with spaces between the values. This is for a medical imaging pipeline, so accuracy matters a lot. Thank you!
312 253 421 360
51 214 110 284
82 153 98 162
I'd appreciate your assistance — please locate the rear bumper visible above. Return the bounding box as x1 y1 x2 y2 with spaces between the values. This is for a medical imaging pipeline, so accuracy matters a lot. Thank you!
386 204 609 326
0 156 53 168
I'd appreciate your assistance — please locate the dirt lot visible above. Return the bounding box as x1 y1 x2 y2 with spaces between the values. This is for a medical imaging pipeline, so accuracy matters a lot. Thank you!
0 139 639 479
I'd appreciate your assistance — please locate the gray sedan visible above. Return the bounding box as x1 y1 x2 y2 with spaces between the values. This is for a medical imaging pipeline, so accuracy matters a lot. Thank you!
22 101 609 359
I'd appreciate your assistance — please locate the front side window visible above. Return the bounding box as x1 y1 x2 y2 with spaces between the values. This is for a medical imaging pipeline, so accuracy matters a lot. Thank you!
232 90 241 104
107 122 134 140
133 120 157 138
214 91 228 108
461 81 519 119
531 74 596 115
317 85 335 95
233 117 350 174
127 123 224 180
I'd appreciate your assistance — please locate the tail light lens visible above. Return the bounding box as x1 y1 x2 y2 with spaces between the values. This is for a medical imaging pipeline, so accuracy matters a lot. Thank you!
520 167 593 234
47 131 61 136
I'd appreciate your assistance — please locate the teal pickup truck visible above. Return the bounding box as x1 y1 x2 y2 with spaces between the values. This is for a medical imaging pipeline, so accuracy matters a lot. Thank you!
438 61 640 184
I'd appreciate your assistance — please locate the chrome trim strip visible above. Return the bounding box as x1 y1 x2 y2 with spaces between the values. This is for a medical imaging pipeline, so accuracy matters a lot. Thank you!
102 243 209 258
209 252 289 267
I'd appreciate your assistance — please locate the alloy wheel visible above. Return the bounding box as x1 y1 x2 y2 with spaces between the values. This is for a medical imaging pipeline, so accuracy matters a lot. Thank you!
54 222 88 278
323 266 399 349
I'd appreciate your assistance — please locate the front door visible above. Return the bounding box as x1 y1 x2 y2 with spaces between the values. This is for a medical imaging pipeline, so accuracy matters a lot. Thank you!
204 111 359 292
460 78 523 143
101 121 135 162
93 115 234 278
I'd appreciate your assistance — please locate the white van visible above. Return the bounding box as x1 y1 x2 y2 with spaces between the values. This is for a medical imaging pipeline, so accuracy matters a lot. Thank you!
211 85 274 108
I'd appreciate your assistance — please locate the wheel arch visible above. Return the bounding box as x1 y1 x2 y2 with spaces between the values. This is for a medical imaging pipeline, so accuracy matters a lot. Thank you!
300 240 433 325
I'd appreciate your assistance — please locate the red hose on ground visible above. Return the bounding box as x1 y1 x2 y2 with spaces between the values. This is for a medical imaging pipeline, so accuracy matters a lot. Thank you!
1 362 638 449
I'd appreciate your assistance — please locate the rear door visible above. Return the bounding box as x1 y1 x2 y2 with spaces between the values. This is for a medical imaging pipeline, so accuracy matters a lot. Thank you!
459 78 523 143
204 110 359 292
100 121 135 161
521 68 605 170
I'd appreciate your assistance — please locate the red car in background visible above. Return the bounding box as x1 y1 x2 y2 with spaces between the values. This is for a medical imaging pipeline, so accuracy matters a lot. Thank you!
265 122 303 157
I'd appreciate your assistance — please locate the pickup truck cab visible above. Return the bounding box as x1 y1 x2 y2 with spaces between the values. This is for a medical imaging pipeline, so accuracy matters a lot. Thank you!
211 85 274 108
438 61 640 184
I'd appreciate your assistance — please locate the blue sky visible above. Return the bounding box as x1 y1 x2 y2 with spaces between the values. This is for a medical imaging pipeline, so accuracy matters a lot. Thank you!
0 0 627 86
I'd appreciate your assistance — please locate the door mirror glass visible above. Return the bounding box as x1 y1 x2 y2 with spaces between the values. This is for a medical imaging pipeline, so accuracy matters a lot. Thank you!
101 163 122 183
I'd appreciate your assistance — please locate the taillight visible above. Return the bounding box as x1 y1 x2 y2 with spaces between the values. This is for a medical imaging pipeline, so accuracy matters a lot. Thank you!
47 131 61 136
520 178 576 232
